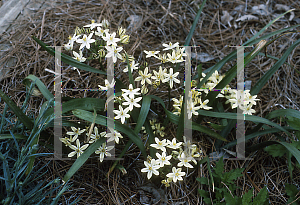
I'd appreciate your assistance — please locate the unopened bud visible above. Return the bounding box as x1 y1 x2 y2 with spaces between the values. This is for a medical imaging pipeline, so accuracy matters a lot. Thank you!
120 35 130 44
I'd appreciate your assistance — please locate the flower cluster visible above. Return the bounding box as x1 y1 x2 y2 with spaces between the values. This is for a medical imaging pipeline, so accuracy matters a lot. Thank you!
171 70 260 118
59 126 123 162
141 136 202 187
64 19 132 69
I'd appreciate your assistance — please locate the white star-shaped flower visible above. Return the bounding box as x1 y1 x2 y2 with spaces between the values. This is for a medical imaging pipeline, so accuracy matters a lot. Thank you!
113 105 130 124
103 32 120 46
76 33 95 50
162 68 180 88
151 66 167 83
68 139 89 158
105 45 123 63
121 84 141 99
123 95 142 111
123 60 139 73
66 127 86 142
95 27 109 38
162 42 179 50
187 99 201 119
166 138 182 149
177 152 194 168
167 50 181 63
98 79 115 91
156 152 172 167
106 130 123 144
87 126 101 144
68 33 80 48
95 142 114 162
144 50 160 58
72 51 86 62
242 103 256 115
135 67 152 85
166 167 186 183
199 99 213 110
141 159 160 179
83 20 102 30
150 137 168 152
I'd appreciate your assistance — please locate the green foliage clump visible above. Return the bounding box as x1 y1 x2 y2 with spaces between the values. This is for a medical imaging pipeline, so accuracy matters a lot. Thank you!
197 156 269 204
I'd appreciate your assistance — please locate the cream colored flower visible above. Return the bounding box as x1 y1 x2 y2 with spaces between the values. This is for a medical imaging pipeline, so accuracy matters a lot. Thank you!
166 167 185 183
95 142 114 162
167 138 182 149
144 50 160 58
150 137 168 152
68 139 89 158
156 152 172 167
83 19 102 30
76 33 95 50
113 105 130 124
66 127 86 142
135 67 152 85
162 68 180 88
141 159 160 179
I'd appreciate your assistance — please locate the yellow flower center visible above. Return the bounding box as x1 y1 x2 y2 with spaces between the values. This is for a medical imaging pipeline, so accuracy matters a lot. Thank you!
149 167 152 170
162 157 165 160
175 173 179 176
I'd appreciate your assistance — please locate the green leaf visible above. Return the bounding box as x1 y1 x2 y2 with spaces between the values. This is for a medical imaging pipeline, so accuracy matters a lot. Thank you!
224 191 235 204
213 156 224 178
285 183 299 198
225 168 245 183
253 186 268 205
264 144 287 157
242 188 254 205
196 177 208 185
32 36 106 75
197 109 291 138
134 95 151 133
0 90 34 130
72 109 147 158
250 38 300 96
174 0 207 73
63 137 106 183
23 75 54 101
244 9 295 46
125 53 135 88
198 189 209 198
286 116 300 131
208 122 226 131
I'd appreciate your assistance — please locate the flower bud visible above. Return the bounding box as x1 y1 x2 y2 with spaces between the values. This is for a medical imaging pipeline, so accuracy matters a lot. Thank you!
118 27 126 36
102 19 109 28
98 49 106 57
120 35 130 44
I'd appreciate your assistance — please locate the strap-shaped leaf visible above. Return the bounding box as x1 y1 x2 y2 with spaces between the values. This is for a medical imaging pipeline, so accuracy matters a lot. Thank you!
197 109 291 137
23 75 54 101
32 36 106 75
